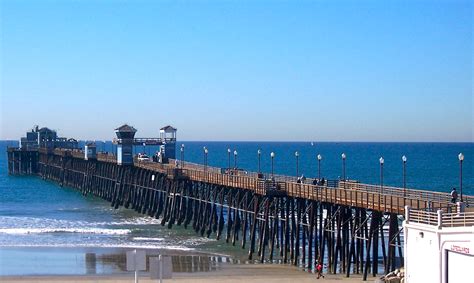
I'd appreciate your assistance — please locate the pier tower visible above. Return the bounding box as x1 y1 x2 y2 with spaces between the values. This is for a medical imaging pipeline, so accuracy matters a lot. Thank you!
159 125 177 160
115 124 137 165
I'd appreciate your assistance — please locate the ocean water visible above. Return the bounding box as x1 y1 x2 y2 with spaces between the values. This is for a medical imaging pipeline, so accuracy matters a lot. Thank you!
0 140 472 275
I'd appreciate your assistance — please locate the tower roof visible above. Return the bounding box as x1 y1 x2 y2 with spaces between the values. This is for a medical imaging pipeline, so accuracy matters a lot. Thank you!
38 127 55 133
160 125 177 131
115 124 137 133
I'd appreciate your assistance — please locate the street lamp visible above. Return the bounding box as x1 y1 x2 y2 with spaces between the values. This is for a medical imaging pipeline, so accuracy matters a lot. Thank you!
227 148 231 171
402 155 407 196
379 157 384 195
317 154 322 179
142 142 146 154
270 152 275 177
203 147 208 172
257 149 262 173
295 151 299 177
180 144 185 168
458 153 464 202
341 153 346 181
234 150 238 169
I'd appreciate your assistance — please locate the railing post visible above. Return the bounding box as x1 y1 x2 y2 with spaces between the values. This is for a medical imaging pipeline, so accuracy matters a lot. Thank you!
405 206 410 224
457 201 466 215
437 209 443 229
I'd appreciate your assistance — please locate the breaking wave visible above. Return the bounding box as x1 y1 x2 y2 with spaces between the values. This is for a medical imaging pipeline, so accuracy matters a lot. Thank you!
0 227 130 235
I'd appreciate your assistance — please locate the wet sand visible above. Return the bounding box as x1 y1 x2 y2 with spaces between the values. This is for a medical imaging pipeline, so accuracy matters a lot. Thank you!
0 264 366 282
0 247 371 282
0 247 238 275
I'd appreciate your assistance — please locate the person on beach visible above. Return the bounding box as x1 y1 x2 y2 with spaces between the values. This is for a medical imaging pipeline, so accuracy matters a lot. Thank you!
316 261 324 279
450 187 458 203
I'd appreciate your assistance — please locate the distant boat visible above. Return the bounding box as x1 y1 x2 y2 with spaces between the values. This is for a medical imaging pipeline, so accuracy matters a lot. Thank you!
311 142 314 146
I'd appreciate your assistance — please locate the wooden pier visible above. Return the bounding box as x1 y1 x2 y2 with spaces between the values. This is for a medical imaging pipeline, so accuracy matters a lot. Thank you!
6 145 472 281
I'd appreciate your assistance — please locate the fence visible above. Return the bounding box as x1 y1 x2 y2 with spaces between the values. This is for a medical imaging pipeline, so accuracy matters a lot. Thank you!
406 207 474 227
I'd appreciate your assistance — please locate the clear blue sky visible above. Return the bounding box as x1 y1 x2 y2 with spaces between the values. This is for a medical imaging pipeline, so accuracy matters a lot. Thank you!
0 0 472 142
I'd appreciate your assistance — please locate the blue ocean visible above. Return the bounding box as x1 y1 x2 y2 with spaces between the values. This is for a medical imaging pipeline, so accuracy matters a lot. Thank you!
0 140 472 275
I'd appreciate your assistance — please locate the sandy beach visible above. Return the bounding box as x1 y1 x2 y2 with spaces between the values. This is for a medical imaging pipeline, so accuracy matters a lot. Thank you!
0 264 367 283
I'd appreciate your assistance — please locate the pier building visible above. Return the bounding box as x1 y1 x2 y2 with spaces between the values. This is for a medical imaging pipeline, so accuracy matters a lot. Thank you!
404 207 474 283
20 125 78 150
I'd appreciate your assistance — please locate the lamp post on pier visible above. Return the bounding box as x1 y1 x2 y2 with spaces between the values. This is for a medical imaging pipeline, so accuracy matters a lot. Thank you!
341 153 346 181
234 150 238 169
317 154 322 180
227 148 231 172
180 144 185 169
257 149 262 173
203 147 208 172
270 152 275 178
402 155 407 197
142 142 146 154
379 157 384 189
295 151 299 177
379 157 384 204
458 153 464 202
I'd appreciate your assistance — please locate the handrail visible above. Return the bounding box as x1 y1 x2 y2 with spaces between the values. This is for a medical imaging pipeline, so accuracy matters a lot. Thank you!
407 208 474 227
442 212 474 227
341 181 474 208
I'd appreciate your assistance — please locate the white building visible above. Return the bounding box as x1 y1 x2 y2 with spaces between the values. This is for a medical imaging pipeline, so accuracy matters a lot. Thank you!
404 206 474 283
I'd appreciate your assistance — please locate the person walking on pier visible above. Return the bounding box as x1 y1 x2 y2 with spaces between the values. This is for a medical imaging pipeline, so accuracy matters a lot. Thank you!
316 261 324 279
450 187 458 203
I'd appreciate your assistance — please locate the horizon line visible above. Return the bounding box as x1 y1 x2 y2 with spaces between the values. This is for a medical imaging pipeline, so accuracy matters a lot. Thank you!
1 139 473 144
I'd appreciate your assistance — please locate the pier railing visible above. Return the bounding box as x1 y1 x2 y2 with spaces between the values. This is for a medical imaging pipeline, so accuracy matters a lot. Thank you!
39 148 472 215
406 207 474 227
169 158 468 212
169 159 338 186
97 152 116 163
135 160 453 214
342 181 474 209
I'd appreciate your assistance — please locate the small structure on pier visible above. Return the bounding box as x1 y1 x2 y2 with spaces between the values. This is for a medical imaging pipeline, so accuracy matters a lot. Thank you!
159 125 177 160
20 125 78 150
84 142 97 160
115 124 137 165
113 124 177 164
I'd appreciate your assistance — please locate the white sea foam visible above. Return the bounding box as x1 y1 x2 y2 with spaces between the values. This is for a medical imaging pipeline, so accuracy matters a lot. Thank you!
97 218 162 226
179 235 217 245
0 216 161 228
0 243 195 251
0 215 197 251
0 227 131 235
133 237 164 241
